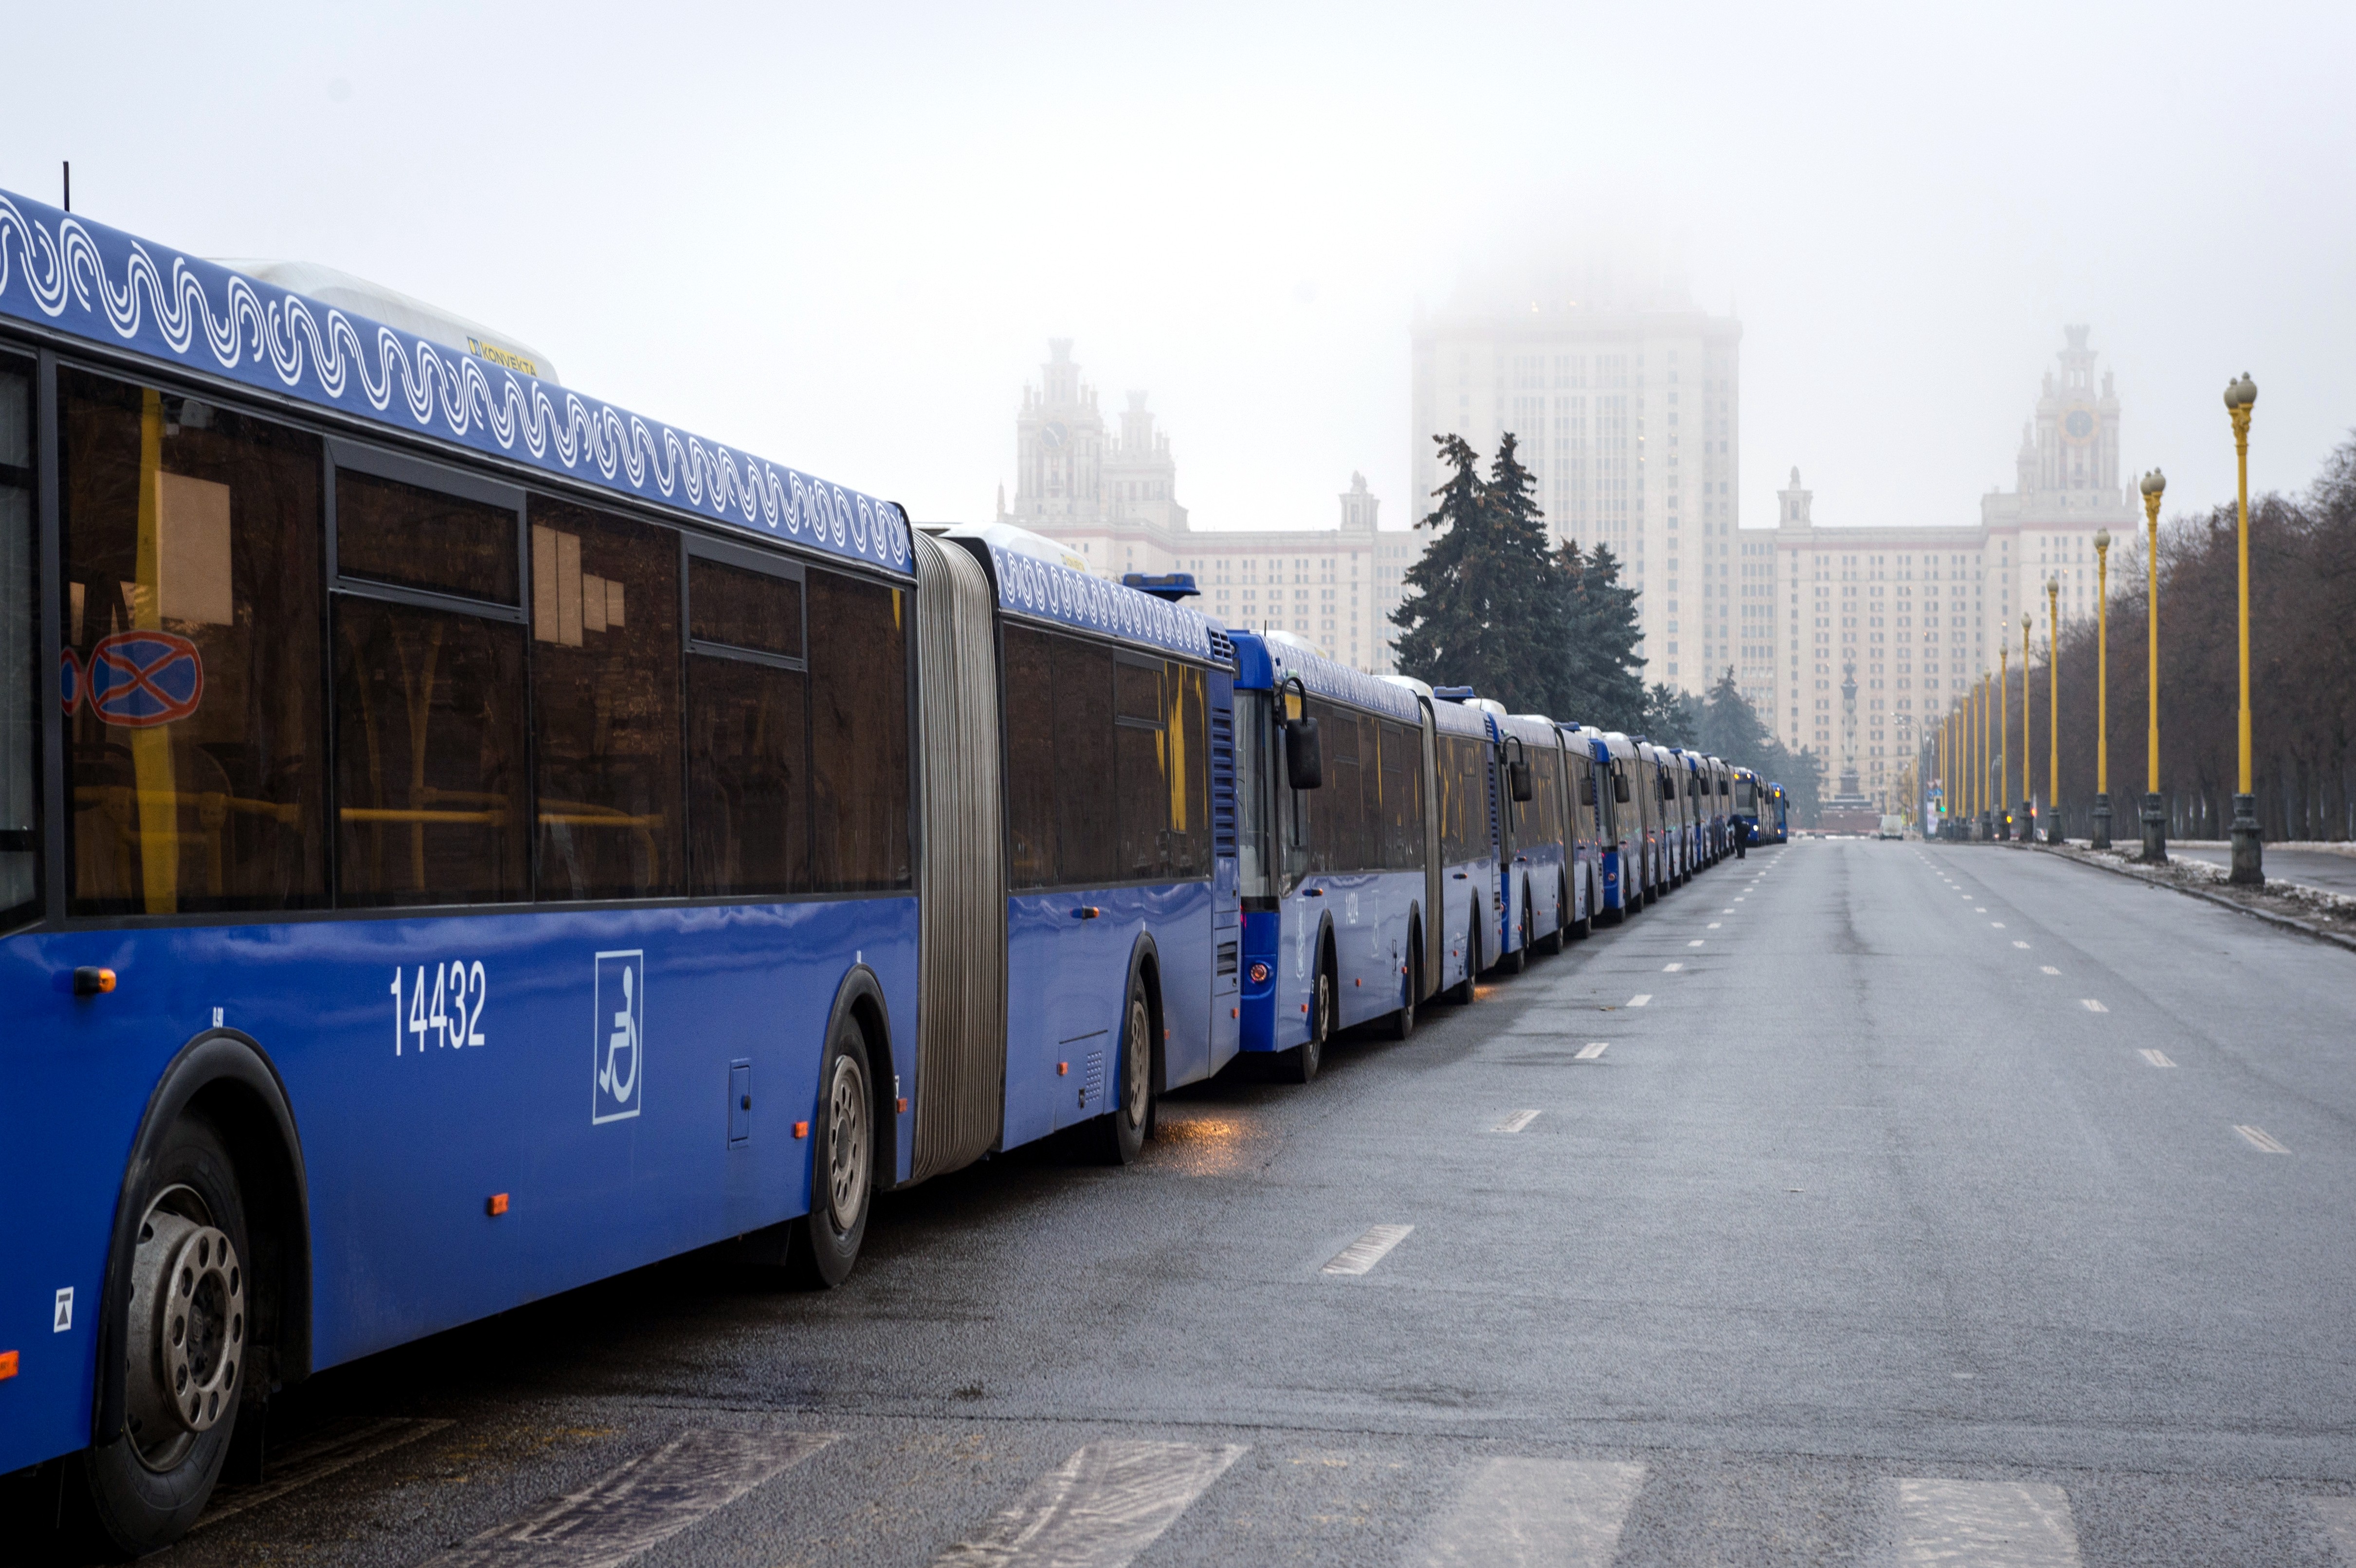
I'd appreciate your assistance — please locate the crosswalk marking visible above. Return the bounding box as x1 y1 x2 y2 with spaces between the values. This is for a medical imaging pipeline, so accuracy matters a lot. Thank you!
1416 1458 1647 1567
935 1441 1244 1568
1323 1224 1414 1275
1895 1477 2083 1567
1575 1043 1608 1061
2310 1497 2356 1562
2235 1124 2290 1154
197 1416 453 1532
420 1428 834 1568
1494 1109 1541 1133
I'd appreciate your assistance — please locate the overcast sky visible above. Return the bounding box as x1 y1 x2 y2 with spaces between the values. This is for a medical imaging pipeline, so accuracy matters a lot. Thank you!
6 1 2351 540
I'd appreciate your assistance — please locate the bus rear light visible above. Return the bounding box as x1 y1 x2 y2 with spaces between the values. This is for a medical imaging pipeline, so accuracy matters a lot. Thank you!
72 967 115 996
793 1121 809 1139
1248 962 1269 984
485 1193 508 1217
896 1097 909 1115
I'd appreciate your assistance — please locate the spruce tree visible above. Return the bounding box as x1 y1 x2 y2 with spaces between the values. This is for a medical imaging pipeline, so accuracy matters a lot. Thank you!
1392 433 1570 712
1550 543 1647 731
1640 683 1701 746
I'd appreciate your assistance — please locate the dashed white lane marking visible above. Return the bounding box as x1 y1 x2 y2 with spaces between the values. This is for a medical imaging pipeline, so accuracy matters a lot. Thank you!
1494 1109 1541 1133
1627 994 1651 1007
2013 940 2030 949
2080 999 2106 1012
1323 1224 1414 1275
2235 1125 2290 1154
422 1428 835 1568
1706 922 1722 929
1992 922 2007 929
1687 939 1705 947
935 1441 1246 1568
198 1417 454 1532
1662 962 1684 972
2308 1497 2356 1563
1417 1457 1648 1568
1722 907 1735 913
1575 1042 1609 1061
1975 906 1988 912
2140 1049 2175 1067
1894 1477 2083 1567
2041 966 2060 975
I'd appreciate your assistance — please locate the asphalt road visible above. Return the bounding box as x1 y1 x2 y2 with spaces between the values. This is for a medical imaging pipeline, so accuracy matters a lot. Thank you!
2168 844 2356 899
56 841 2356 1567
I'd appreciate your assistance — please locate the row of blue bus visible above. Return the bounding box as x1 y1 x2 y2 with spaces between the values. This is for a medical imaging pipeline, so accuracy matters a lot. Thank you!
0 189 1783 1552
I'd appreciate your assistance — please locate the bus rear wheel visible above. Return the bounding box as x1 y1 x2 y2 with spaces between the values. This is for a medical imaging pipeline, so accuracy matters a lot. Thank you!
1096 978 1156 1164
787 1019 872 1289
1449 921 1479 1005
1389 940 1419 1041
82 1112 249 1558
1279 958 1333 1083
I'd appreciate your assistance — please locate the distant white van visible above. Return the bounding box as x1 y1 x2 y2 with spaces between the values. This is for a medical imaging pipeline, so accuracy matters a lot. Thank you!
1877 814 1904 840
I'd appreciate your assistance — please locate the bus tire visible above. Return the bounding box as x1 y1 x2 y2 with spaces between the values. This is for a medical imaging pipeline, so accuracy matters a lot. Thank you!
787 1018 873 1289
1096 975 1156 1164
1499 884 1529 975
1280 953 1333 1084
1449 921 1479 1005
1389 939 1419 1041
80 1112 249 1558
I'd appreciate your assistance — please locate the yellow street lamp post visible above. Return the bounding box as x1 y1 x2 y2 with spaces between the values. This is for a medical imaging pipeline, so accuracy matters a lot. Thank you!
2046 576 2061 844
2092 528 2112 849
1997 647 2011 841
2021 610 2034 842
2226 373 2264 884
1977 672 1990 838
2138 469 2167 863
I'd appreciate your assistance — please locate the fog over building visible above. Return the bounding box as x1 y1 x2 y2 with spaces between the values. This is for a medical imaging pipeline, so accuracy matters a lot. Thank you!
1749 327 2137 810
1002 340 1409 672
1410 259 1743 695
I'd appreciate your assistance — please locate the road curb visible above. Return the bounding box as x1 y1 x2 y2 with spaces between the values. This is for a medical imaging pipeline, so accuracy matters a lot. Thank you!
2020 841 2356 956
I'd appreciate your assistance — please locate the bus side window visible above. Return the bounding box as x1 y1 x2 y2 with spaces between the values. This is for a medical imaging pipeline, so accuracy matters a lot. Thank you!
331 462 526 908
807 570 911 892
686 549 808 898
530 500 682 901
1114 655 1165 880
0 357 32 927
61 369 329 916
1167 663 1208 880
1000 626 1056 888
1049 636 1116 886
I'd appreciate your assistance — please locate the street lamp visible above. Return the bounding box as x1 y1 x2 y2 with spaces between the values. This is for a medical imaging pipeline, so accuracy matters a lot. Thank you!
1997 646 2011 841
2139 468 2167 863
2046 575 2061 844
2021 610 2034 843
2226 372 2263 884
2092 527 2112 849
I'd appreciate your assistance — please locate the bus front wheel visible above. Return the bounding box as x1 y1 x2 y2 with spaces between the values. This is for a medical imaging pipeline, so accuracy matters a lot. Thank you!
1096 978 1156 1164
1279 958 1333 1083
82 1111 249 1557
788 1020 873 1289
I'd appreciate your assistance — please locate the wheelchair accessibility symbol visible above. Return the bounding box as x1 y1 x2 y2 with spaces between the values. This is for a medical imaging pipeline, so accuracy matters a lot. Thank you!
592 950 644 1124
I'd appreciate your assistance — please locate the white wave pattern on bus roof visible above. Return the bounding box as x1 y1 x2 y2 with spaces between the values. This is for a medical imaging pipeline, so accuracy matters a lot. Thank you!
988 544 1216 661
0 190 908 574
1257 633 1420 720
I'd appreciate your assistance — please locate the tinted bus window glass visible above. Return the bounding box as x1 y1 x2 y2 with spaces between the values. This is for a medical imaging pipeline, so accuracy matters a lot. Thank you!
1439 737 1480 863
1379 721 1418 870
1232 690 1270 897
687 653 808 896
60 371 327 916
1116 658 1161 723
807 571 910 892
690 554 801 658
333 598 527 906
1000 626 1056 888
0 360 34 922
530 501 683 901
1115 712 1164 880
1051 637 1117 885
1169 663 1208 879
337 468 518 605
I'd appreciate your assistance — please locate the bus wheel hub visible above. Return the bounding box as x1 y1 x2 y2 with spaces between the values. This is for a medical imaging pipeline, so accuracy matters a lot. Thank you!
132 1207 245 1441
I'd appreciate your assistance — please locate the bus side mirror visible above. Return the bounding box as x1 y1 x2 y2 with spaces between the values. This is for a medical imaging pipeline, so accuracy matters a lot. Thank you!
1508 759 1533 803
1284 717 1323 790
1580 777 1597 807
1614 775 1631 803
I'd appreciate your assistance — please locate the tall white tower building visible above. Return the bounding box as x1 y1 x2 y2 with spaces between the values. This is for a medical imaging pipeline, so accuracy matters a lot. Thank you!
1410 275 1741 695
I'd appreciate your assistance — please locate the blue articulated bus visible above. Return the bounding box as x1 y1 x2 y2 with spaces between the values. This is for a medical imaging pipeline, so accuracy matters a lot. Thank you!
0 188 1238 1551
1229 629 1429 1079
1579 727 1640 920
1512 711 1599 950
1768 782 1791 842
1481 707 1574 973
